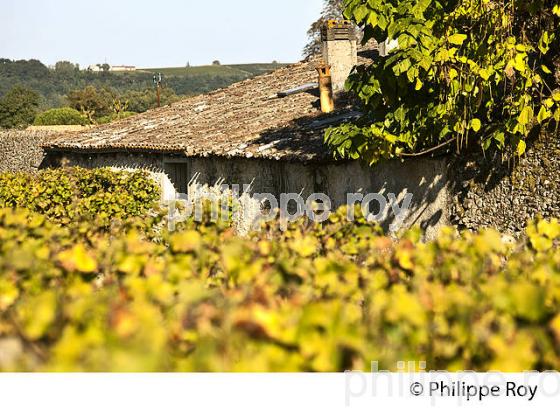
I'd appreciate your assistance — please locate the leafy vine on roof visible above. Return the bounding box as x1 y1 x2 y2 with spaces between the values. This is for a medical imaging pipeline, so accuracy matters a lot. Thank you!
325 0 560 165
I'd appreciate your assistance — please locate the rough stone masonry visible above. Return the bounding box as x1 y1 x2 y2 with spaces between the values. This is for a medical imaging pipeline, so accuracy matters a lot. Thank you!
0 130 56 173
449 133 560 236
1 129 559 238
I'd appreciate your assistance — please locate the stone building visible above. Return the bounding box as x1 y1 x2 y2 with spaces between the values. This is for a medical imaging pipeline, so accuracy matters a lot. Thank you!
41 21 448 238
110 65 136 72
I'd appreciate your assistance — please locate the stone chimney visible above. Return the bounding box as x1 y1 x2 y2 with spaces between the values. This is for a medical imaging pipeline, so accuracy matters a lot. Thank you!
321 20 358 93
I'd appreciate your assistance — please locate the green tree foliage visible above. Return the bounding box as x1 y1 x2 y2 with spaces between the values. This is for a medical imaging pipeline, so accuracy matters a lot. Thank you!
303 0 344 59
325 0 560 165
96 111 137 125
63 85 180 124
66 85 113 123
54 61 80 76
33 107 88 126
0 59 48 82
0 85 40 129
122 87 180 113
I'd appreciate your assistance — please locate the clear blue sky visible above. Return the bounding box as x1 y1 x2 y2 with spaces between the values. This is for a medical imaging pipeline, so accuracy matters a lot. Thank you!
0 0 324 68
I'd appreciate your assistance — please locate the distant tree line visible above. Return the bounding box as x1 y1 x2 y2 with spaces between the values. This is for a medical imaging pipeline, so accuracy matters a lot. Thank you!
0 58 253 129
0 82 183 129
0 59 151 110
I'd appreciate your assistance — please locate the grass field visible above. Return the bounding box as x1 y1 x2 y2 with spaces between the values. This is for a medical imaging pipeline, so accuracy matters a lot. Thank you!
140 63 288 78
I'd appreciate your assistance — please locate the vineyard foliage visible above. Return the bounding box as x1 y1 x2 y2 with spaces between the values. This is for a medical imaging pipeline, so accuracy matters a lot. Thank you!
0 169 560 371
0 168 160 228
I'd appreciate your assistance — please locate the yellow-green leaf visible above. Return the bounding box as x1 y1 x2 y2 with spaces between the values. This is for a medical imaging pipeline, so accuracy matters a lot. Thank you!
470 118 482 132
0 278 19 311
537 219 560 240
479 68 491 80
449 68 458 80
518 106 533 126
516 139 526 156
170 230 202 253
16 291 57 341
448 33 467 45
57 244 98 273
537 106 551 124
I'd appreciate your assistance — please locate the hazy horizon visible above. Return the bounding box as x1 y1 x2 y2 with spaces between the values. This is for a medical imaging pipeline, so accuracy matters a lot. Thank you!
1 0 324 68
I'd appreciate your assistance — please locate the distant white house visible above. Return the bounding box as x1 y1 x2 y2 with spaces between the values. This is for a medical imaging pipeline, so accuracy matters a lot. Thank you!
110 65 136 72
86 64 136 72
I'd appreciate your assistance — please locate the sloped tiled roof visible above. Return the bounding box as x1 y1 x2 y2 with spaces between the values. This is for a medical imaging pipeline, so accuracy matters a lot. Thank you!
43 49 377 162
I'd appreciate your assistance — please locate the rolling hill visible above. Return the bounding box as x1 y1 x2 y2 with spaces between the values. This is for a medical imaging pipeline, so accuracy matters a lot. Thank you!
0 59 290 111
140 63 287 78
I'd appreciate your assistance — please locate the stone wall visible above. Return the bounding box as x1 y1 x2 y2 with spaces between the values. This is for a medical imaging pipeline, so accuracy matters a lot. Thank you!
0 130 56 173
29 134 560 238
449 134 560 236
44 151 449 239
186 156 448 238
